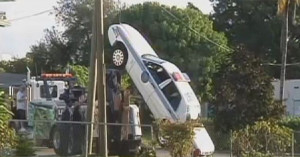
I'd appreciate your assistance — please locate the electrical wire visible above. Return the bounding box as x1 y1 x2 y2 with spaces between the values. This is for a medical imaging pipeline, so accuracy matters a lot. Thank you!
159 6 234 52
262 62 300 66
9 9 53 22
158 5 300 67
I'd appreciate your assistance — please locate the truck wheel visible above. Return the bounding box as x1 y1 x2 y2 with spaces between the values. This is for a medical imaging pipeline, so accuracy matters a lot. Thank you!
112 43 128 69
52 124 74 156
52 126 65 155
67 127 74 155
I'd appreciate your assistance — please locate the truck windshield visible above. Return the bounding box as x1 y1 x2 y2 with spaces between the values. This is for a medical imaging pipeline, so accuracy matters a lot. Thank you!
40 85 58 98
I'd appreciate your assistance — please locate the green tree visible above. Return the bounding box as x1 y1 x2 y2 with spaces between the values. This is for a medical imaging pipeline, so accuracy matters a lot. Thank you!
27 0 117 72
0 57 32 74
210 0 300 79
118 2 231 100
212 46 284 132
70 65 89 87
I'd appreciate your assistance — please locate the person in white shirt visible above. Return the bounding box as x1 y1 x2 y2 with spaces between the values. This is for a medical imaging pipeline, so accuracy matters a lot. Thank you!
16 85 27 131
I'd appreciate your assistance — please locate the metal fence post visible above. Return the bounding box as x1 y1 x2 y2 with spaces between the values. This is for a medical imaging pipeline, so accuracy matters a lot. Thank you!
150 125 154 141
84 123 89 157
292 131 295 157
230 130 233 157
33 120 36 144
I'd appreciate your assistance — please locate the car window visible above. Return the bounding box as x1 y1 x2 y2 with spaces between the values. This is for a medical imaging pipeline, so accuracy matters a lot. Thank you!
144 61 181 111
145 61 169 84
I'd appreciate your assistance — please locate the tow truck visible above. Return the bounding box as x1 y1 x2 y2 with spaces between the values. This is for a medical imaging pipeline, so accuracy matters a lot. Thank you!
10 70 142 156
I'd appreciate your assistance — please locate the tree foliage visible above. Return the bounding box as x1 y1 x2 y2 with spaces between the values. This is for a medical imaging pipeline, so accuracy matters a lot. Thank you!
119 2 230 100
70 65 89 87
210 0 300 79
213 46 284 132
0 90 16 150
0 58 32 74
27 0 116 73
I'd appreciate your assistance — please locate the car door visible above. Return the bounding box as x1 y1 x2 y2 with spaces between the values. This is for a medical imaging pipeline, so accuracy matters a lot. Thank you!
127 58 154 104
143 60 175 120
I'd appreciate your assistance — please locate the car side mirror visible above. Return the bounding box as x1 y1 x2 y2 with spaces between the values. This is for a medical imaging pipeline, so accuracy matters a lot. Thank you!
36 83 39 88
141 71 150 83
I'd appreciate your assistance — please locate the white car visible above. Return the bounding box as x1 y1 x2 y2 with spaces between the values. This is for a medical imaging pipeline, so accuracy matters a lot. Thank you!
108 24 201 122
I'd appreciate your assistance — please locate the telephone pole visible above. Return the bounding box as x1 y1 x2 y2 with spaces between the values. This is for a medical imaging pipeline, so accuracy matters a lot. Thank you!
279 0 289 105
95 0 108 156
86 3 97 154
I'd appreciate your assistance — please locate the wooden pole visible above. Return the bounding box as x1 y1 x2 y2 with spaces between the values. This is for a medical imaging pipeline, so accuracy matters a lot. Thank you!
279 0 289 105
86 2 97 153
95 0 108 156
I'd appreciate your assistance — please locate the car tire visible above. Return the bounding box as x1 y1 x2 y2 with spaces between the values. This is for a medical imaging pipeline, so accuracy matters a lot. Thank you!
112 43 128 69
156 129 168 147
155 120 169 147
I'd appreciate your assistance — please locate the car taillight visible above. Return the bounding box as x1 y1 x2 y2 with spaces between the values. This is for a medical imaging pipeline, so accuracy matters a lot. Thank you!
193 149 201 157
172 72 184 81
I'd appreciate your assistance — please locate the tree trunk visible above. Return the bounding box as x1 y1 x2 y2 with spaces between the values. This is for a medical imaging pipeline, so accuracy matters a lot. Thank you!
279 0 289 106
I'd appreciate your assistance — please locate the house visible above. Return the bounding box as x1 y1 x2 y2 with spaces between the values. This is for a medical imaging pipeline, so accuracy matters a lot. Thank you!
272 79 300 116
0 72 26 89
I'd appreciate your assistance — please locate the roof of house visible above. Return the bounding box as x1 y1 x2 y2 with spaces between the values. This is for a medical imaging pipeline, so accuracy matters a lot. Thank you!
0 73 26 88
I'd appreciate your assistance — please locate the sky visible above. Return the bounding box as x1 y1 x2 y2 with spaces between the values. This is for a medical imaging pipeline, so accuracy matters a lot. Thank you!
0 0 212 59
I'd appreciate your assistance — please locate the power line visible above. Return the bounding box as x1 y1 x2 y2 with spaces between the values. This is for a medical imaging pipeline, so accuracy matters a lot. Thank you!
158 6 300 67
159 6 234 52
263 62 300 66
10 9 53 22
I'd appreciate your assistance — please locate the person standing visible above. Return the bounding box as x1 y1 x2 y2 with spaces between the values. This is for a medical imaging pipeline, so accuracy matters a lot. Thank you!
16 85 27 131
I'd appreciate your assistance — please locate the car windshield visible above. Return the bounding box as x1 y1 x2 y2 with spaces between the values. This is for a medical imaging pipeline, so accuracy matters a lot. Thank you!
144 61 181 111
142 54 165 64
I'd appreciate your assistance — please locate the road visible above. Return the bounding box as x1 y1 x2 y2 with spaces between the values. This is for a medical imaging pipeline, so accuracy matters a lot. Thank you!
35 147 231 157
156 149 230 157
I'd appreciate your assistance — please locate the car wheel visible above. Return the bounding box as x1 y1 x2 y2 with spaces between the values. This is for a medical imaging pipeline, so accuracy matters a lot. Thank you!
112 44 128 69
156 129 168 147
155 120 169 147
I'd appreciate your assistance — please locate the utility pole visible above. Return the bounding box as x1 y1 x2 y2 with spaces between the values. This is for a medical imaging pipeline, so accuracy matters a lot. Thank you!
279 0 289 105
95 0 108 156
86 3 97 154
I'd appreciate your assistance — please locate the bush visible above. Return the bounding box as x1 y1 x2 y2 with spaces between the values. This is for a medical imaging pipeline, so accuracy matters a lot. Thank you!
233 121 292 157
15 134 36 156
278 117 300 130
0 90 16 151
160 121 195 157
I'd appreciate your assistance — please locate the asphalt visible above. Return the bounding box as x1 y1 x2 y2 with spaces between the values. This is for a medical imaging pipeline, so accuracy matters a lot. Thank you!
33 147 231 157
